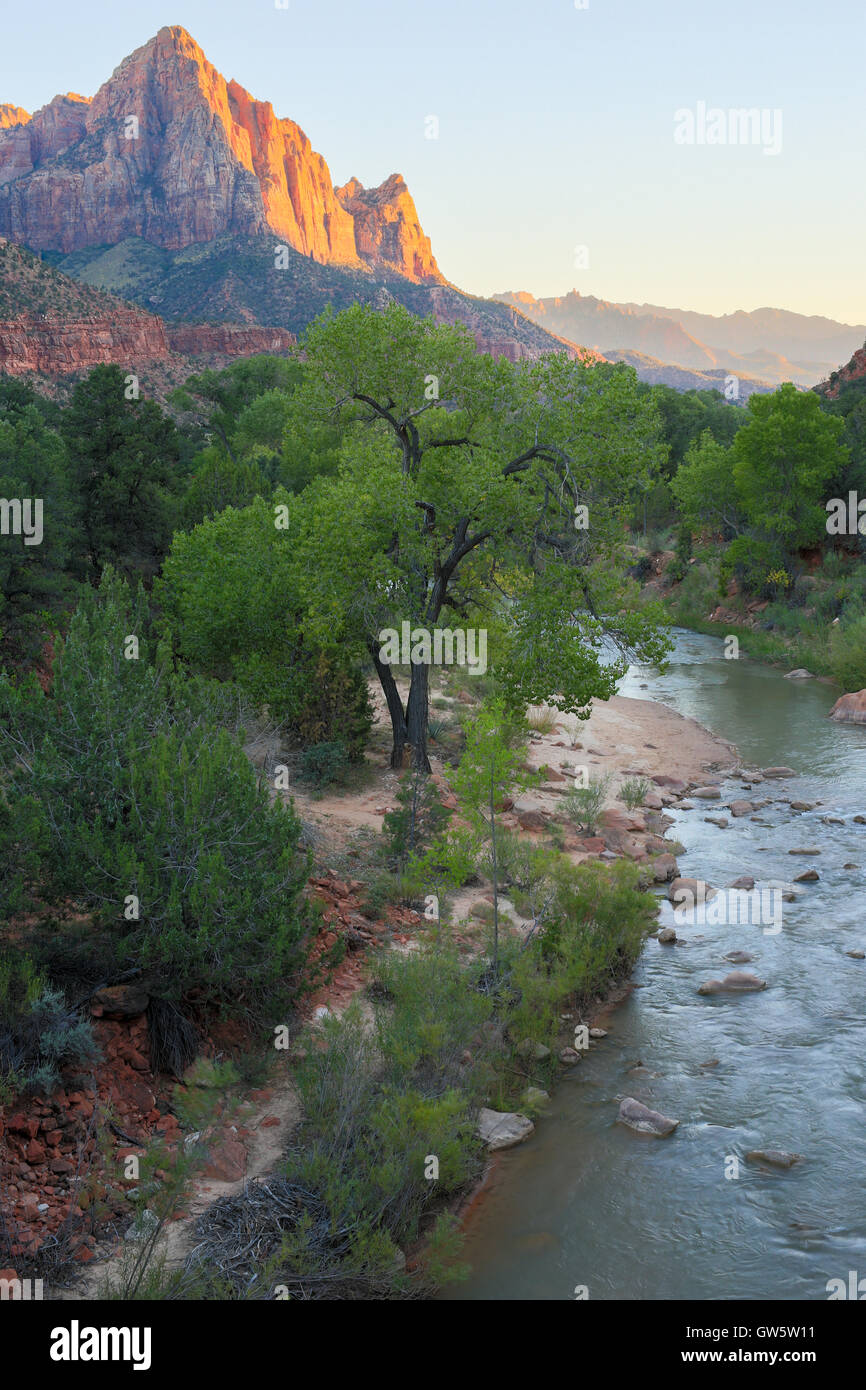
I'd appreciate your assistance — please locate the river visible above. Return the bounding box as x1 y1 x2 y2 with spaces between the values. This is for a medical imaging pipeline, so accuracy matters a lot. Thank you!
447 629 866 1301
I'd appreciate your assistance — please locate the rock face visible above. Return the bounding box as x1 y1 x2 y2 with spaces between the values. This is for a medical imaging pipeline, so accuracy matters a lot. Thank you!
0 310 295 377
335 174 440 283
0 104 30 131
617 1097 678 1137
829 690 866 724
165 323 294 356
0 27 444 284
0 309 169 374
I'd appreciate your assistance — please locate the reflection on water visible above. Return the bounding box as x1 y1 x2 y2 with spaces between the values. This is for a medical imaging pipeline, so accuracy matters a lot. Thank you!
448 632 866 1301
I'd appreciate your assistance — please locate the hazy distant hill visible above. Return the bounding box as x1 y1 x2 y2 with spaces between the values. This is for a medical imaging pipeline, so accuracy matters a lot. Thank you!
494 290 866 388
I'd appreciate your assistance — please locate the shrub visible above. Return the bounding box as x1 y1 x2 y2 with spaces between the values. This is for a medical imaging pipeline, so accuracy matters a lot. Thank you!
0 571 311 1013
829 611 866 692
620 775 651 810
382 766 451 874
0 957 99 1097
296 739 351 790
503 858 656 1047
563 773 611 833
527 705 558 734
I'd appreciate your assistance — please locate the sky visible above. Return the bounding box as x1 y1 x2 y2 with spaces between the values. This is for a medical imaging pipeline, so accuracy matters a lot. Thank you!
2 0 864 323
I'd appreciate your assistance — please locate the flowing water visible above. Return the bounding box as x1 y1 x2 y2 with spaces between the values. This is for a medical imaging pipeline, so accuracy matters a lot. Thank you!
448 630 866 1301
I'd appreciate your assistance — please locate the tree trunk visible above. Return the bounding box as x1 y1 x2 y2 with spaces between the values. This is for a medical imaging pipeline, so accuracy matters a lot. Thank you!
405 660 431 772
489 764 499 981
371 647 409 769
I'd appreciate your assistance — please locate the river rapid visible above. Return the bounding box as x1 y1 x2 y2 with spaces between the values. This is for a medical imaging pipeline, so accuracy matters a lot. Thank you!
448 629 866 1301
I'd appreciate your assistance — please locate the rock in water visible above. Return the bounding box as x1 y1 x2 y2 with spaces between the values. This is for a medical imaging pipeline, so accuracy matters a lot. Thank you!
724 950 753 963
698 970 767 995
745 1149 802 1169
829 690 866 724
668 876 717 903
477 1108 534 1151
617 1097 678 1137
762 767 796 778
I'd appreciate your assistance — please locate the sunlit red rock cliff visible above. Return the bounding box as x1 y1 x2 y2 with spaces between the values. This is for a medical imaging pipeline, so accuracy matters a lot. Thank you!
0 25 443 284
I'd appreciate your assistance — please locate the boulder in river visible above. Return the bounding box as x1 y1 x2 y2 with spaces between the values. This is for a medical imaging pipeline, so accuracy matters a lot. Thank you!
784 669 813 680
692 786 722 799
829 690 866 724
789 846 821 855
617 1097 678 1137
794 869 819 882
762 766 796 778
724 950 754 963
705 815 729 828
846 949 865 960
729 801 753 817
729 875 755 890
745 1149 802 1169
657 927 677 944
698 970 766 995
477 1108 535 1151
669 876 717 904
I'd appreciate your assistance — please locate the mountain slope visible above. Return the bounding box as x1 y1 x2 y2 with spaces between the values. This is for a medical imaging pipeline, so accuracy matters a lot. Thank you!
0 25 442 283
0 235 293 380
48 234 598 363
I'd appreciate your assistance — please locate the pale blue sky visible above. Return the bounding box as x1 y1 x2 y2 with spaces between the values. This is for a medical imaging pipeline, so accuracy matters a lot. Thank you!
3 0 864 322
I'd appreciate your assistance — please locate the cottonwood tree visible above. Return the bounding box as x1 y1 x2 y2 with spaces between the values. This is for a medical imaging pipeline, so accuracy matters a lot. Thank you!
293 303 670 769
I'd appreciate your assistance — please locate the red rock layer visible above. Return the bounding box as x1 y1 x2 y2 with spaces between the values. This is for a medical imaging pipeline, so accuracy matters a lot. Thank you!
0 310 169 374
166 323 294 356
0 312 295 377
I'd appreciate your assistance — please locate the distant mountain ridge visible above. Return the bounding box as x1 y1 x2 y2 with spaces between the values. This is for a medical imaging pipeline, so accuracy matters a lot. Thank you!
494 290 866 387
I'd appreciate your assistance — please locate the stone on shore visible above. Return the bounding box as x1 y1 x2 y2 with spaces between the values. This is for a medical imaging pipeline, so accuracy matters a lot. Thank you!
652 853 679 882
521 1086 550 1108
516 1039 551 1062
617 1097 678 1137
692 786 722 799
477 1108 535 1150
698 970 766 995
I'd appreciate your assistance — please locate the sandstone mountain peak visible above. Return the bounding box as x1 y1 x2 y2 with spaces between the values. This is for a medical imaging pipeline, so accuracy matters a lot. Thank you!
0 27 444 282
